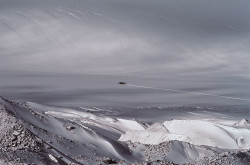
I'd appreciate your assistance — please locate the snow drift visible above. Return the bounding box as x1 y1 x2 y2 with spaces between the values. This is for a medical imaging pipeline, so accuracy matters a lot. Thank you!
119 119 250 149
0 96 250 164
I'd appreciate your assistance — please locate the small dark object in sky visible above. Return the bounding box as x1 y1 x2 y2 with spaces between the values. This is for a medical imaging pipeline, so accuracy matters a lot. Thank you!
119 82 126 85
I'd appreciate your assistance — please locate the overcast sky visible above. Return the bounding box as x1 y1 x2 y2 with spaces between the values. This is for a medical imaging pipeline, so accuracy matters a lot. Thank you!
0 0 250 79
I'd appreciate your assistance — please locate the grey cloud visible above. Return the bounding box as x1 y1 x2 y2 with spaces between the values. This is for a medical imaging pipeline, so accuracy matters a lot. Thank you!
0 0 250 79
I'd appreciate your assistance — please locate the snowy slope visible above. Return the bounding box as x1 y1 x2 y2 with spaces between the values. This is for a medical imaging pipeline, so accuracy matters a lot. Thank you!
0 97 249 164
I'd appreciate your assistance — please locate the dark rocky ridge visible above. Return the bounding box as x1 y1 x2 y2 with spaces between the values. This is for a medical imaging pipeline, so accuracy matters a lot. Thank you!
0 97 63 164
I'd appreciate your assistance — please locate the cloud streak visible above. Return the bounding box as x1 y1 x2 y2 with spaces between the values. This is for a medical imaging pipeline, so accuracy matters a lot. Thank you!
0 0 250 79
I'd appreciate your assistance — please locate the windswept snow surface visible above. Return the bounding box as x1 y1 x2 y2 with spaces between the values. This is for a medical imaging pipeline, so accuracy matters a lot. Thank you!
120 119 250 149
45 110 146 133
1 97 250 164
